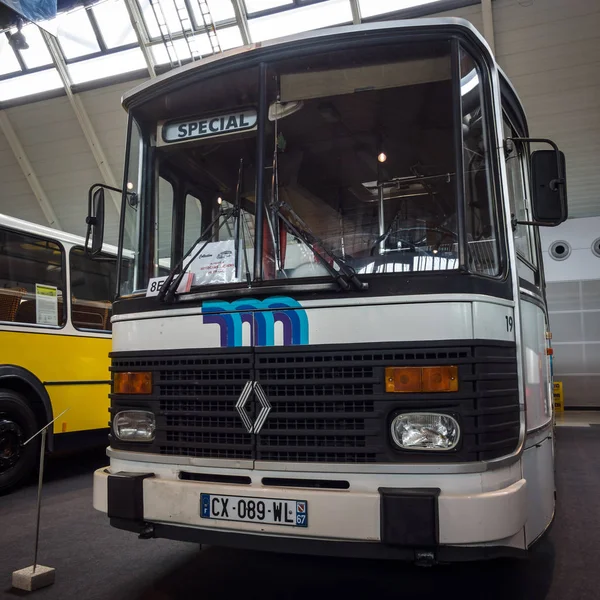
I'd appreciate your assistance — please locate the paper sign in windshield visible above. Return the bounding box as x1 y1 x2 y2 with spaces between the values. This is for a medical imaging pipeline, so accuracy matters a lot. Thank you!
161 109 257 144
35 284 58 326
187 240 237 286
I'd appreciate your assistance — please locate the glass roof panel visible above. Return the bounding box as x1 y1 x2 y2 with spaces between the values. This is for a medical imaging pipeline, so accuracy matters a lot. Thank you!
0 69 63 102
151 33 215 65
189 32 213 55
150 42 171 65
93 0 138 48
67 47 147 84
138 0 162 39
169 36 193 62
56 8 101 59
190 0 235 25
154 0 186 36
358 0 441 19
18 23 54 69
217 25 244 51
0 36 22 76
244 0 293 14
139 0 194 40
248 0 352 42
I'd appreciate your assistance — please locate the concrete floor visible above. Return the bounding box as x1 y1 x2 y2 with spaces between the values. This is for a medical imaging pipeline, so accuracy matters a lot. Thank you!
555 410 600 427
1 424 600 600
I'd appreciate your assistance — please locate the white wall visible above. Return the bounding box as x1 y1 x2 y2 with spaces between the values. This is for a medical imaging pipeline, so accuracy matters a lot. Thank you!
541 217 600 407
494 0 600 219
540 216 600 283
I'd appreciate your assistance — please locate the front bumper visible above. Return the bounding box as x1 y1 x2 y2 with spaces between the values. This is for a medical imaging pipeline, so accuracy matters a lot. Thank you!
93 460 528 560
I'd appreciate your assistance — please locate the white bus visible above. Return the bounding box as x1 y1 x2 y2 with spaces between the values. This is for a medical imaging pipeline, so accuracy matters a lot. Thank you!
91 18 567 562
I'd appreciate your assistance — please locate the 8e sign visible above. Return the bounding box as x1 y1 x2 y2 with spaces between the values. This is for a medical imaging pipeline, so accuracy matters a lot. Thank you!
150 280 164 294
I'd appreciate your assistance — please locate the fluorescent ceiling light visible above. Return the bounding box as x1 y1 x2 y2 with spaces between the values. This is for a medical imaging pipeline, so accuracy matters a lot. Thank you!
358 0 442 19
68 48 147 84
0 69 63 101
245 0 293 14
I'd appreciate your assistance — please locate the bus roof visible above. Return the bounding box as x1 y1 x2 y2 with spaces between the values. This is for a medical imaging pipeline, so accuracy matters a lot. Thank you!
0 213 119 255
122 17 492 111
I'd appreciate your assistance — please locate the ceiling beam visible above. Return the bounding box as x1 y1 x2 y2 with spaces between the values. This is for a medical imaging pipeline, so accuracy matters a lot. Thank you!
481 0 496 55
231 0 252 45
349 0 361 24
41 29 122 216
123 0 157 77
0 111 62 229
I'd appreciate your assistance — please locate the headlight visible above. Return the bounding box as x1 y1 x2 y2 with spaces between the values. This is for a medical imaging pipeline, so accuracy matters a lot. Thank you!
113 410 156 442
390 413 459 451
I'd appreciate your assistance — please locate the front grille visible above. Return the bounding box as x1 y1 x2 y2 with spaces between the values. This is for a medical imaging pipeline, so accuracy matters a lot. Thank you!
110 341 520 465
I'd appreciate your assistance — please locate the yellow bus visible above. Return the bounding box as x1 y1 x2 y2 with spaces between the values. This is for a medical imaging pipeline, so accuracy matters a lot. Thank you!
0 214 116 492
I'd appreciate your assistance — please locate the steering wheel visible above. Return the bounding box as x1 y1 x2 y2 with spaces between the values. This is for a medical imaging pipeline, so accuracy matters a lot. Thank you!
370 226 458 256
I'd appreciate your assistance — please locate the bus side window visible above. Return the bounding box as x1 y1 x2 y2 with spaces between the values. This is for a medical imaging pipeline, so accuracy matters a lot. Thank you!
69 247 116 332
184 193 203 255
0 227 66 327
503 116 538 275
157 176 174 276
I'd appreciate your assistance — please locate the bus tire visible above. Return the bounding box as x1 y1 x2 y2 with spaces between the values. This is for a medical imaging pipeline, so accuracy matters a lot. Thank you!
0 390 39 494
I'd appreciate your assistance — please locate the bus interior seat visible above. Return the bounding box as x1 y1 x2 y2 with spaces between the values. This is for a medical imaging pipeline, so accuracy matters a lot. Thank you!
0 287 27 322
15 298 62 325
71 300 111 331
15 297 110 330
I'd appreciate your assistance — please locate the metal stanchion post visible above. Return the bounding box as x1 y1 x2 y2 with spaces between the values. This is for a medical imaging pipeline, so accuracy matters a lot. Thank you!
12 409 68 592
32 427 47 574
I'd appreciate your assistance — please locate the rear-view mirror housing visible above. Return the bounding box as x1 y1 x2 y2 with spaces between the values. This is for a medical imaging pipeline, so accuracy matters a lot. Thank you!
86 186 105 256
530 149 568 225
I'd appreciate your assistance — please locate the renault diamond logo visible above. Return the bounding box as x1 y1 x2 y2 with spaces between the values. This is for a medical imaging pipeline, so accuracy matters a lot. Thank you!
236 381 271 434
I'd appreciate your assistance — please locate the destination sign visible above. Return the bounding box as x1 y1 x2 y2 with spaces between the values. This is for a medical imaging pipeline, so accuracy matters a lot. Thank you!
160 109 258 144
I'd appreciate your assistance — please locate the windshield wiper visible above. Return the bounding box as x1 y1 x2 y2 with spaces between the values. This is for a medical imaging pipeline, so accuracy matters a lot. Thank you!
160 156 251 302
272 200 368 292
158 206 237 303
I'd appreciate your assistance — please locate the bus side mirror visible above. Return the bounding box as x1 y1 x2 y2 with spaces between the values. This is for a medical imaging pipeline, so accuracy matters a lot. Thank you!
530 149 568 225
86 186 105 256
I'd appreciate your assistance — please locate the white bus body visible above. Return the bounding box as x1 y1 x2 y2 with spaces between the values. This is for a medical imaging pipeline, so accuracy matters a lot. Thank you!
92 18 565 562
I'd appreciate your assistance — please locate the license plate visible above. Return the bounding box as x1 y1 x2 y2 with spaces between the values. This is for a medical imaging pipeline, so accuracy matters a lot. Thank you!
200 493 308 527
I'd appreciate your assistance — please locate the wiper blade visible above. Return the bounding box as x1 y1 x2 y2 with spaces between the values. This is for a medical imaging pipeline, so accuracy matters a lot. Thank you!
158 207 236 303
273 202 368 292
275 211 350 291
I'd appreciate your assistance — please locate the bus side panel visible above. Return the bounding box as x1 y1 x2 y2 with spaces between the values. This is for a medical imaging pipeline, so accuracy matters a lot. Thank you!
523 433 555 546
0 330 111 434
520 299 552 431
519 298 555 545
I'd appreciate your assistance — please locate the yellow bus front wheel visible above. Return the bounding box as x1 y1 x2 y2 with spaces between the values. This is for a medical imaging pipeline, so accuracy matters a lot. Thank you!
0 390 39 494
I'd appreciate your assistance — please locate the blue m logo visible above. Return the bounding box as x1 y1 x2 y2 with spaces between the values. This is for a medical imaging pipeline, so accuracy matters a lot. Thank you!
202 296 309 347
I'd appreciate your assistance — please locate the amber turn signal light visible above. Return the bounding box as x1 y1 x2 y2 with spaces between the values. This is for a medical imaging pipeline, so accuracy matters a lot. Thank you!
114 371 152 395
385 366 458 393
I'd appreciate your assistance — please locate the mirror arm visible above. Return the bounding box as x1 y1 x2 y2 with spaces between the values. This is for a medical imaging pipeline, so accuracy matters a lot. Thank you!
514 218 563 228
87 182 137 211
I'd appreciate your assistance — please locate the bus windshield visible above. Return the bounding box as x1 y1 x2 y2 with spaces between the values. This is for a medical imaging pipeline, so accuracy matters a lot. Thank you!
119 41 499 296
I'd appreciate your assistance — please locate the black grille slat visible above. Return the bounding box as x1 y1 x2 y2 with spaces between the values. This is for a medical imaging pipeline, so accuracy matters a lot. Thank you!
110 341 520 464
259 452 378 463
262 384 375 397
160 446 252 459
262 418 367 431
